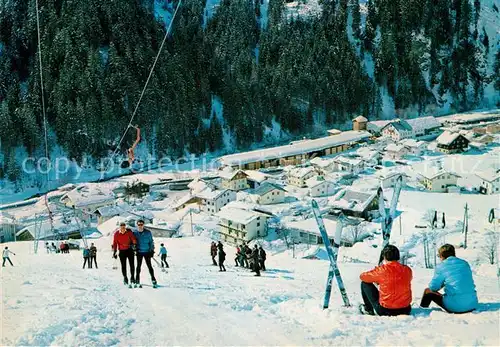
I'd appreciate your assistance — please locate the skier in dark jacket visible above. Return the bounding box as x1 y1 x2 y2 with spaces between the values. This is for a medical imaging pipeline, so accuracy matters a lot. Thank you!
252 245 260 276
210 242 218 266
245 245 252 268
235 246 241 266
89 243 98 269
259 246 266 271
133 220 157 288
218 241 226 272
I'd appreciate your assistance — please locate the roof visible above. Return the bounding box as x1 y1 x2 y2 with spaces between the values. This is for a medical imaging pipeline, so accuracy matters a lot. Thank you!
353 115 368 123
406 116 441 131
219 168 247 180
334 156 363 166
385 143 407 152
417 167 461 180
284 218 338 238
171 194 198 209
244 170 268 183
94 206 121 217
356 147 381 160
327 129 342 135
306 176 333 188
367 120 392 132
436 131 468 145
0 214 15 224
330 189 378 212
218 130 370 166
310 157 335 169
217 208 267 225
376 170 408 180
16 216 82 239
476 171 500 182
60 186 115 208
288 166 316 179
400 139 425 148
252 182 285 196
195 188 228 200
438 109 500 125
383 119 413 132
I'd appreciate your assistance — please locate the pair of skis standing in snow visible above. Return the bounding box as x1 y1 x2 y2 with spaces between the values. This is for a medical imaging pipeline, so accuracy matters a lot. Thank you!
112 220 168 288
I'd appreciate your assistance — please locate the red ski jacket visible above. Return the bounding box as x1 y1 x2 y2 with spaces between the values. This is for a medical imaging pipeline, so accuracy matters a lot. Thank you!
112 229 137 251
360 261 413 309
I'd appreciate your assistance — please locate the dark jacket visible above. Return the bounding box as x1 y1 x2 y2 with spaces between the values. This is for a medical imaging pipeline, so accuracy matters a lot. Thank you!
259 248 266 261
210 243 217 256
89 246 97 257
218 249 226 262
252 248 259 262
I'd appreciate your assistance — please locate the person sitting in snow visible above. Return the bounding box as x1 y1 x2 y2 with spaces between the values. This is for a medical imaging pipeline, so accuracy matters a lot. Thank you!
420 244 478 314
359 245 412 316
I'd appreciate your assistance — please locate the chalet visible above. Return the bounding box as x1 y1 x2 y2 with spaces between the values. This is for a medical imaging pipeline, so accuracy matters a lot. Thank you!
287 167 316 187
0 215 17 243
244 170 268 189
94 206 121 225
333 156 364 174
486 123 500 134
376 171 408 189
330 189 379 219
310 157 336 173
306 176 337 197
60 186 115 212
400 139 427 156
219 169 249 191
356 147 382 166
250 182 286 205
384 143 409 160
367 120 392 135
476 171 500 195
195 188 236 214
218 130 370 169
436 131 470 154
381 119 413 141
16 216 101 241
352 116 368 131
417 168 461 192
171 194 201 212
406 116 441 138
217 208 269 244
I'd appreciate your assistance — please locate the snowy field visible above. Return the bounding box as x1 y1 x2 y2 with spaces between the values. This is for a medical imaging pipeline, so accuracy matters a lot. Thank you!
1 236 499 346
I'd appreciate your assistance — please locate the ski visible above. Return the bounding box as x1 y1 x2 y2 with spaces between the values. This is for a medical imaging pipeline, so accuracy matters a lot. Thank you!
311 200 351 308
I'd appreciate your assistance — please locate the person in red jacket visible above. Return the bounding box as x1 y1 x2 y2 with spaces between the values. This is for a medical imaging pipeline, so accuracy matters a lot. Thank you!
359 245 412 316
112 222 137 285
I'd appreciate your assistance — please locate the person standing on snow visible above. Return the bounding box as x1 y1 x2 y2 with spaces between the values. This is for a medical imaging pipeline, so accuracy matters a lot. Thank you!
359 245 412 316
158 243 169 268
82 247 91 269
2 247 15 267
89 243 98 269
217 241 226 272
244 244 252 268
259 246 266 271
420 244 478 313
235 246 241 266
252 245 260 276
210 242 218 266
112 222 137 286
133 220 157 288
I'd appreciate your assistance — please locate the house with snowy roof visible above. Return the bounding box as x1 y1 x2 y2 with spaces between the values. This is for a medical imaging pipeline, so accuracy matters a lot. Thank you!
355 147 382 166
287 167 317 187
250 182 286 205
310 157 336 173
330 189 379 219
333 156 364 174
195 188 236 215
0 214 17 243
417 167 461 192
436 131 470 154
219 169 249 191
94 206 122 225
384 143 409 160
381 119 414 141
217 207 269 244
306 176 337 197
376 170 408 189
400 139 427 156
244 170 269 189
406 116 441 138
60 186 115 212
476 171 500 195
352 115 368 131
367 120 392 135
170 194 201 212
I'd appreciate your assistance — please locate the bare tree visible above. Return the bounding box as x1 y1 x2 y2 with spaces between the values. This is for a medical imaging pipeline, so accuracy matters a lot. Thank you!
483 231 500 265
343 224 368 246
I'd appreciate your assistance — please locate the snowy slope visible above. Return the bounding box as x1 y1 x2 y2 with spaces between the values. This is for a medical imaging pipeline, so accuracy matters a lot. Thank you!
2 237 499 346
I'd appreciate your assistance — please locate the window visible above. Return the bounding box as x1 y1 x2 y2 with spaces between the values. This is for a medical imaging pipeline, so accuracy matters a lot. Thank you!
242 225 246 230
441 185 445 189
257 223 260 227
272 192 275 195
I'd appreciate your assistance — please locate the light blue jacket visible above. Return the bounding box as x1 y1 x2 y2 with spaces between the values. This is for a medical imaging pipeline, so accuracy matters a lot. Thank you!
159 246 167 256
133 229 154 253
429 256 478 313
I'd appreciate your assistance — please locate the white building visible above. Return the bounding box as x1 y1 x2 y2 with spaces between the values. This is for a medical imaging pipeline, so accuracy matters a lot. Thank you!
94 206 122 225
244 170 269 189
306 176 337 197
310 157 336 173
284 217 339 245
381 119 414 141
217 208 269 244
330 189 379 219
376 171 408 189
219 169 249 191
333 156 364 174
250 182 286 205
384 143 409 160
356 147 382 166
417 168 461 192
0 215 17 243
287 167 317 187
60 185 115 212
476 171 500 195
400 139 427 156
406 116 442 138
196 188 236 215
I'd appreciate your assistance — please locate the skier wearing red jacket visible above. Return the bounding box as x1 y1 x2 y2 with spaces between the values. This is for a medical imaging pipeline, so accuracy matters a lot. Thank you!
359 245 412 316
112 222 137 286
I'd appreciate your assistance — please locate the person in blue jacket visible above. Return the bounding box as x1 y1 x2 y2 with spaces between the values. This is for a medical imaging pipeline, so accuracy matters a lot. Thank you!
158 243 169 268
82 247 90 269
133 220 157 287
420 244 478 313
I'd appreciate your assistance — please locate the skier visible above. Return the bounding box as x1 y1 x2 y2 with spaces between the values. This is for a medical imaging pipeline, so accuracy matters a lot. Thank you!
238 244 246 267
2 247 15 267
217 241 226 272
244 244 252 268
234 246 241 266
210 242 218 266
133 220 157 288
59 242 65 254
259 246 266 271
420 244 478 313
82 247 91 269
89 243 98 269
51 242 57 253
112 221 137 286
252 245 260 276
45 242 50 254
158 243 169 268
359 245 412 316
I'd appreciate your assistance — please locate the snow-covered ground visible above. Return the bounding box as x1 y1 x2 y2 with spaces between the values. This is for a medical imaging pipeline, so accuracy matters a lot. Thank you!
1 236 499 346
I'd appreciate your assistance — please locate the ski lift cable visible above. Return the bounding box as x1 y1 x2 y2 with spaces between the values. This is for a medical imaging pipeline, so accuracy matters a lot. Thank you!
107 0 183 164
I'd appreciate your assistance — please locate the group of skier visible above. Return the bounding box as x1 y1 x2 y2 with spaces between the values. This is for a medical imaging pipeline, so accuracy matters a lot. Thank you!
359 244 478 316
112 220 168 288
210 241 266 276
82 243 98 269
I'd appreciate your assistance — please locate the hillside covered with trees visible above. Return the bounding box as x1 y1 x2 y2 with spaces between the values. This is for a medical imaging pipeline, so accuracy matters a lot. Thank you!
0 0 499 183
